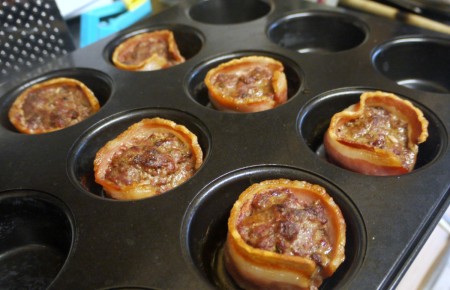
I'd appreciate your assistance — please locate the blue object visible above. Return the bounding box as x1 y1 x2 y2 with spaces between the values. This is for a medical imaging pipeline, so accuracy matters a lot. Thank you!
80 0 152 47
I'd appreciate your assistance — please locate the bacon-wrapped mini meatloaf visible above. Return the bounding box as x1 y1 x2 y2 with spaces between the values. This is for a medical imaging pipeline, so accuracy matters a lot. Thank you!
8 77 100 134
324 91 429 176
204 56 287 112
112 30 185 71
94 117 203 200
225 179 346 290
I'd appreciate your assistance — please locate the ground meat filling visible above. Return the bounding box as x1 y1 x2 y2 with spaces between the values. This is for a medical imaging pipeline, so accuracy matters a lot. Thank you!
213 66 275 102
237 188 332 267
104 131 195 194
21 84 95 131
336 106 415 169
118 36 174 66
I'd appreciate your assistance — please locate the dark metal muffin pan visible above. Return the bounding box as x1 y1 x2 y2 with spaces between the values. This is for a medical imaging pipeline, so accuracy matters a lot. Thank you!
0 0 449 289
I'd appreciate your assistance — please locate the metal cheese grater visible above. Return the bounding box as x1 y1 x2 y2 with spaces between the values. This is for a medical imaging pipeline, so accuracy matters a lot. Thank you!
0 0 75 84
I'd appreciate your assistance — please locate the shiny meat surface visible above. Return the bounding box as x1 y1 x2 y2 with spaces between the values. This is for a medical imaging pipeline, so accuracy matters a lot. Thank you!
213 66 274 101
22 84 95 131
104 131 195 194
336 106 415 168
237 188 332 267
118 36 173 65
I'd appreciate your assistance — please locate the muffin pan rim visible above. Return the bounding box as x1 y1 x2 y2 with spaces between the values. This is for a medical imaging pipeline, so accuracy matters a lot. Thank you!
0 1 448 289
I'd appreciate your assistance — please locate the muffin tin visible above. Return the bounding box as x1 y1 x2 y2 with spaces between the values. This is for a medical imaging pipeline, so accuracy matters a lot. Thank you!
0 0 449 289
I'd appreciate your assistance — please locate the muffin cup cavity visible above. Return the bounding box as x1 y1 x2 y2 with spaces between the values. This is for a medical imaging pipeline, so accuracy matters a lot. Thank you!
298 89 446 173
0 68 113 133
267 11 368 53
186 51 303 111
189 0 271 24
68 108 211 200
372 37 450 93
0 191 73 290
104 25 204 71
182 166 366 289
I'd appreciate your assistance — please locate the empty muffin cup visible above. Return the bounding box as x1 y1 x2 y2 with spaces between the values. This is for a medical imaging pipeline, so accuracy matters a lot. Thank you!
372 37 450 93
267 11 367 53
0 191 73 290
189 0 271 24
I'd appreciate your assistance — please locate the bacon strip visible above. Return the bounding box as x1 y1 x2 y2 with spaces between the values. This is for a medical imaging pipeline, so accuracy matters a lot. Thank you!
94 118 203 200
204 56 288 112
225 179 346 290
112 30 185 71
324 91 429 176
8 77 100 134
